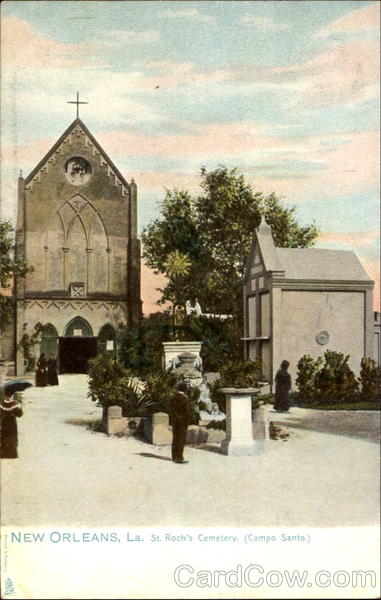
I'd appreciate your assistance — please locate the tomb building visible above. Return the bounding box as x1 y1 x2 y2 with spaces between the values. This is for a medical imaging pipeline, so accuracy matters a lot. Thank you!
243 218 375 386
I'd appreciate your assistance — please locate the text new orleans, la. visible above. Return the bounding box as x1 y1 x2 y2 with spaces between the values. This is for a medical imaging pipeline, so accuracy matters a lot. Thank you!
10 531 141 543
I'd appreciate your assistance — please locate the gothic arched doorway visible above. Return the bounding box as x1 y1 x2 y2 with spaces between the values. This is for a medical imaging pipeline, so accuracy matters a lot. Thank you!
59 317 97 373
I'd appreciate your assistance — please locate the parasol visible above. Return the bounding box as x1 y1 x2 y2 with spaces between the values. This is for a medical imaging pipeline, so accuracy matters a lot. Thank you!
1 379 33 396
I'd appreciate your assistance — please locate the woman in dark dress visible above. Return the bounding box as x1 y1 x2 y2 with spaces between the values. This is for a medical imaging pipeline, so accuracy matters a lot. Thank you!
0 391 23 458
274 360 292 412
35 353 47 387
47 355 59 385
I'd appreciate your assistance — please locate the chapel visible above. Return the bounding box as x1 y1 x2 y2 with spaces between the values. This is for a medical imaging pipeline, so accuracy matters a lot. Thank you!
11 110 142 374
243 218 375 386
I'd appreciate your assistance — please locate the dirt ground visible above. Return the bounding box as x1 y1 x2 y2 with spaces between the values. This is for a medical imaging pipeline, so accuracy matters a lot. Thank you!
1 374 380 528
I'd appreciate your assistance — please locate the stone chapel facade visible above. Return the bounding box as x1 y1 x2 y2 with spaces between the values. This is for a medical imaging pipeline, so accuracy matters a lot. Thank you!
243 218 375 386
13 117 142 374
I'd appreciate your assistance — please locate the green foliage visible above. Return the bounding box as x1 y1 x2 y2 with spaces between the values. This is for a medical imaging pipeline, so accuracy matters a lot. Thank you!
359 357 381 401
120 311 172 376
296 354 323 403
0 220 33 328
314 350 359 403
141 369 200 423
141 369 180 414
209 359 262 412
17 322 43 370
87 355 131 408
103 378 155 417
142 166 318 317
296 350 361 405
120 311 242 377
179 314 243 371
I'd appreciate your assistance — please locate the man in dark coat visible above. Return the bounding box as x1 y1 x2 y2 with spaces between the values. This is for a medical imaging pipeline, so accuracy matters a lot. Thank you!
170 381 192 464
0 391 23 458
274 360 292 412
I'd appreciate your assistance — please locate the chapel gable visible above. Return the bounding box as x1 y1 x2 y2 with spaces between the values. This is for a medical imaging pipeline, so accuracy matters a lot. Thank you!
24 119 130 198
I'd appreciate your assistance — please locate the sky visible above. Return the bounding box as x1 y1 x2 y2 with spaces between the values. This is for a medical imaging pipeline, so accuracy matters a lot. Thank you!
1 0 379 313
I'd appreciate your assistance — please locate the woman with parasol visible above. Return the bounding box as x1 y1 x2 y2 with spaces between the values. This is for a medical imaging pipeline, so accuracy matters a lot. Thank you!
0 380 31 459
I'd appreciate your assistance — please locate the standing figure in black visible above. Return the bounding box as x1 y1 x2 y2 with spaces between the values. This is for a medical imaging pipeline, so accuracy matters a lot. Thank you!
35 353 47 387
274 360 292 412
170 381 192 464
0 391 23 458
47 355 59 386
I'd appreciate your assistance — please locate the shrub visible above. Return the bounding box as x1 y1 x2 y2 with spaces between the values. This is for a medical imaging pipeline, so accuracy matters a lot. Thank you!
181 315 243 372
141 369 200 423
359 357 381 400
119 311 172 376
141 370 180 414
314 350 359 403
295 354 323 404
87 355 128 408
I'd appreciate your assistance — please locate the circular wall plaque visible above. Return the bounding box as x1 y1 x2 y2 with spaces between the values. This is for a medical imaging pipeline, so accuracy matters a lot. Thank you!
65 157 92 186
316 330 329 345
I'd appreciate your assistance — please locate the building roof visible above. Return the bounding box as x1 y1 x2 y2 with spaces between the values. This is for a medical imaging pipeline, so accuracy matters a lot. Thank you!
245 218 373 283
25 118 131 190
276 247 372 281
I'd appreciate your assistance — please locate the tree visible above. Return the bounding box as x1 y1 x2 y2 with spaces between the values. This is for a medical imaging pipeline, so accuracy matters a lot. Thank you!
0 220 32 328
142 166 318 317
163 250 192 338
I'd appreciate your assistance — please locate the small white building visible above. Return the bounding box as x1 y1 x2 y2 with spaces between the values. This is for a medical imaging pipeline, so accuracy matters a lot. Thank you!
243 218 374 386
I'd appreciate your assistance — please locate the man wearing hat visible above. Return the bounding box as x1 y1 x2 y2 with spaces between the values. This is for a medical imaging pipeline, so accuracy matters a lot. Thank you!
170 381 192 464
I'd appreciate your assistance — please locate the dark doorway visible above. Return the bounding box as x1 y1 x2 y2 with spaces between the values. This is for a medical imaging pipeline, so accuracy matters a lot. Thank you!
59 337 97 373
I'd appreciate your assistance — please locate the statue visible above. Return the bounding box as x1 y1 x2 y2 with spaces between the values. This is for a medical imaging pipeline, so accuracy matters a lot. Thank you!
185 298 202 317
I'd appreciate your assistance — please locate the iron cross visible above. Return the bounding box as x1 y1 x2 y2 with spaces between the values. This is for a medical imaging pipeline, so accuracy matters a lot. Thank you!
67 92 88 118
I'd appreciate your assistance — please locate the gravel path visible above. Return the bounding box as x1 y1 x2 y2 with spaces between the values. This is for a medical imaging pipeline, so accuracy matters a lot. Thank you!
1 375 380 528
271 407 380 443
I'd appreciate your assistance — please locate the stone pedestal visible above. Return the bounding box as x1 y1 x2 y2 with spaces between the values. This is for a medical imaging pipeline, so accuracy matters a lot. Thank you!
162 341 202 371
105 405 127 435
151 412 172 445
253 403 270 440
219 388 258 456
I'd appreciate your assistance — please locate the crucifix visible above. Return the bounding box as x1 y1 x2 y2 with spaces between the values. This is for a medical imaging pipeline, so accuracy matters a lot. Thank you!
67 92 88 118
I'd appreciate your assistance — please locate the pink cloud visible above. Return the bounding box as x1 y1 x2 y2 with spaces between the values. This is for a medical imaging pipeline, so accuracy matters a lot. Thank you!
135 170 201 192
318 230 379 249
7 122 378 205
231 39 379 108
2 16 105 69
244 129 379 203
317 2 380 37
98 122 277 160
293 40 379 108
134 60 229 90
